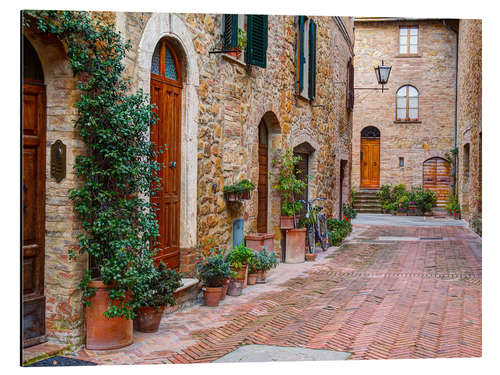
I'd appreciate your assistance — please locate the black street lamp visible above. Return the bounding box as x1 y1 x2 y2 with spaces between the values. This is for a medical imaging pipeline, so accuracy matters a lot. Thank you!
355 60 392 92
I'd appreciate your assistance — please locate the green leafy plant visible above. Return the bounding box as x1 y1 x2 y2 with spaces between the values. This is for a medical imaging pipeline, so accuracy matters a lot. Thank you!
254 249 278 272
132 260 183 309
445 195 461 215
197 254 233 288
281 201 303 217
342 204 357 220
226 243 256 271
237 28 247 50
24 11 162 319
327 218 352 246
271 149 307 227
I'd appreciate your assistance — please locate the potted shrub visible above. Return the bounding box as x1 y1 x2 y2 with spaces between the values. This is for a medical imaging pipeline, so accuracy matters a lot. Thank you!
223 185 240 202
445 195 461 219
132 261 183 333
271 149 307 230
327 218 353 247
396 195 409 216
342 203 357 221
227 28 247 60
255 249 278 283
223 179 256 202
197 254 233 307
226 243 256 288
247 255 260 285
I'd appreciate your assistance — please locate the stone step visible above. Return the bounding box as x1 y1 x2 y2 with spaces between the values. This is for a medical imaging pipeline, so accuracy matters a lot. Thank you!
356 208 383 213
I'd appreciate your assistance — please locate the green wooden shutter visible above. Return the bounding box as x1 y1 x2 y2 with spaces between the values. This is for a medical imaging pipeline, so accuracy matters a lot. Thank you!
223 14 238 50
246 15 268 68
308 19 317 101
297 16 305 93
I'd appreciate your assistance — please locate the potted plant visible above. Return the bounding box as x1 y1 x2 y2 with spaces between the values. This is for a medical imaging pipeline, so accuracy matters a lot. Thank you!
255 249 278 283
445 195 461 219
247 255 260 285
223 185 240 203
226 243 256 288
342 203 357 221
132 260 183 332
197 254 233 307
271 149 307 230
223 179 256 202
59 10 163 349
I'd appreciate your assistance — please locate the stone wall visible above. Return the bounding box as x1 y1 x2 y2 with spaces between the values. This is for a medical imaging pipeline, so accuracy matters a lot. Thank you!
456 19 482 234
117 13 354 263
352 20 456 190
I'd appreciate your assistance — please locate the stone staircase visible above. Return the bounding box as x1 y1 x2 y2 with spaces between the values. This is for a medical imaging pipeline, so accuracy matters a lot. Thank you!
353 190 382 214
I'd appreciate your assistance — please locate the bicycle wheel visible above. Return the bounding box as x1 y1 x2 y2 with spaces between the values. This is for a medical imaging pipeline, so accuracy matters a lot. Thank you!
307 226 315 254
318 214 329 249
315 222 327 251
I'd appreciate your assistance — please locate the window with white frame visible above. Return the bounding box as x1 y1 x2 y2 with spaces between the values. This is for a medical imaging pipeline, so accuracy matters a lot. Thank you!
399 26 418 55
396 85 419 121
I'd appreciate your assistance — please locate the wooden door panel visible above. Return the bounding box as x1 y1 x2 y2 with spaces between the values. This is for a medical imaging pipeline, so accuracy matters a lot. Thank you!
423 158 450 207
361 138 380 188
22 82 46 347
294 152 309 218
150 74 181 269
257 124 268 233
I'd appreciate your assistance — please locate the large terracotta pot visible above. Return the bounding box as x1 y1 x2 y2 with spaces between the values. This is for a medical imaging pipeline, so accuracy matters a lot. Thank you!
280 216 294 230
203 287 222 307
245 233 275 252
85 281 133 350
227 279 243 296
305 253 317 262
243 264 249 288
247 273 258 285
285 228 306 264
134 306 165 333
220 279 229 300
231 264 247 281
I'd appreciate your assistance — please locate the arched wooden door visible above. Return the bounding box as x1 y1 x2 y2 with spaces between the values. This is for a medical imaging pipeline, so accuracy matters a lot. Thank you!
22 37 47 347
360 126 380 189
423 157 450 207
257 122 268 233
150 40 182 269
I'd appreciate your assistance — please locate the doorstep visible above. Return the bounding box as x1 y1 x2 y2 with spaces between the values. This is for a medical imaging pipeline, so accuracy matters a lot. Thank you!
167 278 200 314
23 342 70 365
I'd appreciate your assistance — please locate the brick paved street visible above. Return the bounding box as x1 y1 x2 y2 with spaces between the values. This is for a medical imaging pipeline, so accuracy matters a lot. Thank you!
68 218 482 365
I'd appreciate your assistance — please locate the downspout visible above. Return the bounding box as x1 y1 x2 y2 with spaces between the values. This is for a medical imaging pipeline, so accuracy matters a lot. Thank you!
443 20 458 194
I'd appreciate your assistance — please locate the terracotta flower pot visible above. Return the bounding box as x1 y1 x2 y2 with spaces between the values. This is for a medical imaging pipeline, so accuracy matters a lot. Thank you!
454 212 460 220
256 270 267 284
305 253 317 262
203 287 222 307
247 273 258 285
396 212 407 216
285 228 306 264
245 233 275 252
85 280 133 350
243 264 249 288
240 190 251 200
227 279 243 296
280 216 294 230
133 306 165 333
231 264 247 283
424 211 433 216
220 279 229 300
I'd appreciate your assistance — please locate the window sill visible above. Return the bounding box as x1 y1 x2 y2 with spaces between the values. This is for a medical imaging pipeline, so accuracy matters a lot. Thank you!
222 53 247 67
296 93 313 104
395 54 422 58
394 120 422 124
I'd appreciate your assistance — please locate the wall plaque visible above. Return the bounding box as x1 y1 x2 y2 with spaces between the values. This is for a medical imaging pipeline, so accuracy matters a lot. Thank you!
50 140 66 183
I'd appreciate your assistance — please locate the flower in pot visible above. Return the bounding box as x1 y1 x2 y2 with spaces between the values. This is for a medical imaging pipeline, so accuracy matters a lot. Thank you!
342 203 357 220
132 260 183 333
247 255 260 285
271 149 307 229
226 243 256 288
223 185 239 202
255 249 278 283
445 195 461 219
236 179 255 200
197 254 233 307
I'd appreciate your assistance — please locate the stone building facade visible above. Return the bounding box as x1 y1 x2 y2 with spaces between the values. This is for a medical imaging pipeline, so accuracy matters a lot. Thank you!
456 19 482 235
352 18 457 202
22 12 354 347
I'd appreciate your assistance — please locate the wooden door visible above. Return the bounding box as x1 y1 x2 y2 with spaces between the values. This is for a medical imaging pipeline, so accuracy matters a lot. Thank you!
360 138 380 188
150 40 182 269
257 123 268 233
423 157 450 207
22 81 47 347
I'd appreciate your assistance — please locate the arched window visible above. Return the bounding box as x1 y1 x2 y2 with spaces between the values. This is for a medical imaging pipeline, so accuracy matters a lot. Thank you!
396 85 419 121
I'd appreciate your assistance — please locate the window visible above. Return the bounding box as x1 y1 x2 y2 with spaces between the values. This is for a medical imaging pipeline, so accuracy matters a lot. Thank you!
463 143 470 184
347 58 354 111
399 26 418 55
296 16 317 100
396 85 419 121
223 14 268 68
399 157 404 167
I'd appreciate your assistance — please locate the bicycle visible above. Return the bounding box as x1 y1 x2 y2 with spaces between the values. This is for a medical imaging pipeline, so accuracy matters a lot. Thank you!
298 198 330 253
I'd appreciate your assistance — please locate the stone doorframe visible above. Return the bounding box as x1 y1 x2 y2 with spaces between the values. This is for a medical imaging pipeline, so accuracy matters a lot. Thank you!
134 14 200 257
292 132 318 203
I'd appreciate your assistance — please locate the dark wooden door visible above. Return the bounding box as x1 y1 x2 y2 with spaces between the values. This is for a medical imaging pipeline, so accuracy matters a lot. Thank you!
150 40 182 269
294 152 309 218
257 123 268 233
339 160 347 219
423 157 450 207
22 82 47 347
360 138 380 189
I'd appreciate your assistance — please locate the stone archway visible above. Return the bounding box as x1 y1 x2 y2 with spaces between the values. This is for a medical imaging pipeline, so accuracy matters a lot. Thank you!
135 14 200 274
24 30 86 346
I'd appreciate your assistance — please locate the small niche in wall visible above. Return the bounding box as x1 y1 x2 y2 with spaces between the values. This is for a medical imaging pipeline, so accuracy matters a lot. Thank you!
399 157 404 167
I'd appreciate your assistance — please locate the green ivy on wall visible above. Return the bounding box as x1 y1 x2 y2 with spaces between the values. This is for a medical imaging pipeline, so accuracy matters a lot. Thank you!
23 11 162 319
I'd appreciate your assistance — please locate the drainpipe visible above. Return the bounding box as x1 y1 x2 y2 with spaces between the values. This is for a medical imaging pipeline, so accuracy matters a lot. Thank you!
443 20 458 194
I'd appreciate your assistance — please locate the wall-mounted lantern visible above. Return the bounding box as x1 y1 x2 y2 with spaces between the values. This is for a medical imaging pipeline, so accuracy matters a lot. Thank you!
355 60 392 92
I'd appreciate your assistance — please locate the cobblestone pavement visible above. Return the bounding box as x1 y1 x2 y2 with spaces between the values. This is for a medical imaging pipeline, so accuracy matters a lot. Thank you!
68 222 481 365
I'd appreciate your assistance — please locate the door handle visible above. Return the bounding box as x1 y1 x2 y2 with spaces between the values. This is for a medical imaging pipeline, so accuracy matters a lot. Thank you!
373 162 377 166
169 161 177 169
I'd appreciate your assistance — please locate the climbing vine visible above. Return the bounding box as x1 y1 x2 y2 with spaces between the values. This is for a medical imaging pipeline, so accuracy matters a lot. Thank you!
23 11 161 319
